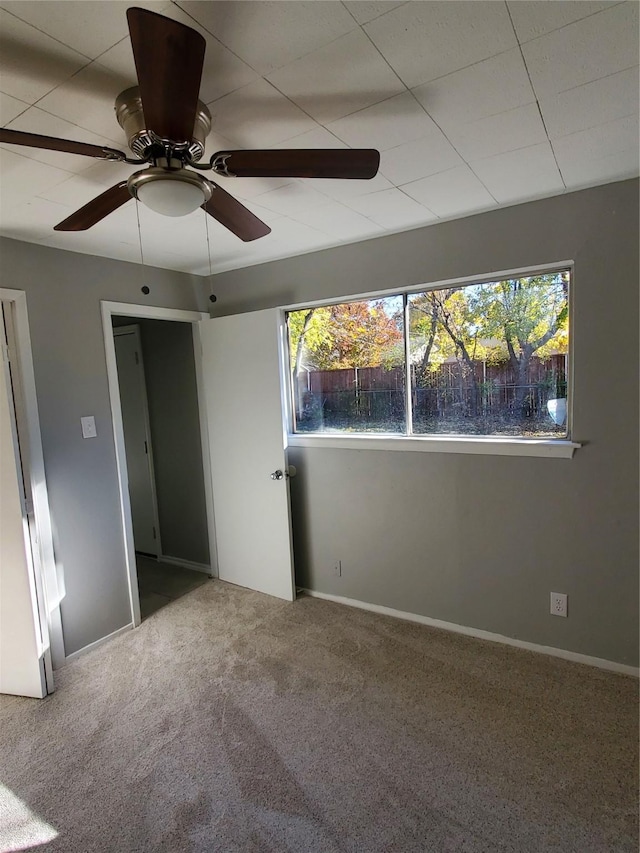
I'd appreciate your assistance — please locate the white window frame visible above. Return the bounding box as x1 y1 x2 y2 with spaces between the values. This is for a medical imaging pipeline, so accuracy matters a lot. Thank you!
283 262 580 459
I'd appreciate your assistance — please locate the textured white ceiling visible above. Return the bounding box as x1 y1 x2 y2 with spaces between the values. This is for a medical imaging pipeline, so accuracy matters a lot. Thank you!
0 0 638 275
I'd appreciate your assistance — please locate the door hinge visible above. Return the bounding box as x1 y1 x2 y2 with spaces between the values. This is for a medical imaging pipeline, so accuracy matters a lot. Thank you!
0 340 9 364
134 350 139 365
144 440 148 454
152 526 157 539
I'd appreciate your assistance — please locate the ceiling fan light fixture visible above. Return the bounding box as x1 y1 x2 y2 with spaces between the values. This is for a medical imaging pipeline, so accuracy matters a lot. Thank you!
137 179 204 217
128 168 212 217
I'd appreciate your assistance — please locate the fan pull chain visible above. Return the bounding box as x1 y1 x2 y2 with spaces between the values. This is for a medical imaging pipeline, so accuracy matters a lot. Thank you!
135 200 149 293
204 210 213 277
135 199 145 265
204 210 216 304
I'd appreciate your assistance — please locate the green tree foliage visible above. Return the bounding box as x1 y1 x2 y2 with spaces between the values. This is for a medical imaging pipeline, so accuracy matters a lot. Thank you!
410 275 567 368
479 273 568 363
288 299 403 371
475 273 568 407
288 273 569 423
409 273 568 409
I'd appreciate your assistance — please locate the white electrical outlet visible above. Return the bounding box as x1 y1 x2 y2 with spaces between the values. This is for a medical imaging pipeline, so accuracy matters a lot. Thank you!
333 560 342 577
550 592 568 617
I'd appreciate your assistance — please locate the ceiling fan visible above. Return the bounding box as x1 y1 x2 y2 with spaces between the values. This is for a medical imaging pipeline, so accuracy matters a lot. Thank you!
0 7 380 242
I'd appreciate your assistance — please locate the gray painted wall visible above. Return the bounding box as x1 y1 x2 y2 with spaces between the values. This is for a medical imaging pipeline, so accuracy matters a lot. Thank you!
208 180 639 667
132 318 209 567
1 180 636 667
1 238 208 655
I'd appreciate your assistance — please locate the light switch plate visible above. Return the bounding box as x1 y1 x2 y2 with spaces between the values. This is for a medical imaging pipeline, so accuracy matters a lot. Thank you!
81 416 97 439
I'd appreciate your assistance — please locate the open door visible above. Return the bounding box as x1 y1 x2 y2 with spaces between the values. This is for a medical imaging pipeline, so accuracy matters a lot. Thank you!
0 303 51 697
199 308 295 601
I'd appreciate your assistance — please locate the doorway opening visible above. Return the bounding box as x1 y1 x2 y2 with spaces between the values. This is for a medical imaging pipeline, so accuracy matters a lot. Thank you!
103 303 216 625
104 301 296 631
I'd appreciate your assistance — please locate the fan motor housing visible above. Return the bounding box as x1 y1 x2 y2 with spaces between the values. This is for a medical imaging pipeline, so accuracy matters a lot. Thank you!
115 86 211 161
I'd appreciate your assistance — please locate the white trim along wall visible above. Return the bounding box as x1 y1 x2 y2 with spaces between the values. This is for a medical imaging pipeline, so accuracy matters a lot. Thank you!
302 590 639 678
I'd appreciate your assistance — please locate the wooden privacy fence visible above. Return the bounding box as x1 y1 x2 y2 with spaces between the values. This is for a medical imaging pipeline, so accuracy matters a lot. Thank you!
293 355 567 426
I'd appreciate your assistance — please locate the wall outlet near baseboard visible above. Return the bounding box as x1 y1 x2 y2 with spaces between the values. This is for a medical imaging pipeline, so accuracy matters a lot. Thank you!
333 560 342 577
550 592 568 617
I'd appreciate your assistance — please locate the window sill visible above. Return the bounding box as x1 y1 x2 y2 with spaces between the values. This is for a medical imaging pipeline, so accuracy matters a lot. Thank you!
288 433 581 458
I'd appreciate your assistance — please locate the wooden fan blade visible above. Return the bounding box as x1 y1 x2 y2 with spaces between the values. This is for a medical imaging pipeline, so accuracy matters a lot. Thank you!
202 183 271 242
213 149 381 179
0 127 127 160
127 7 205 143
54 182 131 231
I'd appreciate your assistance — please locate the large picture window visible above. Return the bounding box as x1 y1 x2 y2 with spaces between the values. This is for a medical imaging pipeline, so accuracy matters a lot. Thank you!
287 269 570 440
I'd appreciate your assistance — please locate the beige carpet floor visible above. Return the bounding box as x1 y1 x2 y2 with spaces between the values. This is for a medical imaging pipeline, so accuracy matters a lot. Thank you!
0 582 637 852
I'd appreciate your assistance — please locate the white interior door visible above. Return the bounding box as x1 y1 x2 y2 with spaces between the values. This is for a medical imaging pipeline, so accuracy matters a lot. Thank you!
0 312 48 698
199 308 295 601
114 326 159 556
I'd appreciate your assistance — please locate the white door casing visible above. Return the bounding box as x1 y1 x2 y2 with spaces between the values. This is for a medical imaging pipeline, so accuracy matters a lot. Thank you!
0 290 63 678
0 303 49 697
199 308 295 601
103 302 212 629
113 326 160 557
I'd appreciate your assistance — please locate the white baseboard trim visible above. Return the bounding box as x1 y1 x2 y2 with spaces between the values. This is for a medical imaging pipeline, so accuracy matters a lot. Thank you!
64 623 133 664
159 555 212 575
302 590 639 678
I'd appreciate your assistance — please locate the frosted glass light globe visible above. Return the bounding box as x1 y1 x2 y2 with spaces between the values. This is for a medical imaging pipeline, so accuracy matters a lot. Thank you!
127 168 212 217
136 178 206 217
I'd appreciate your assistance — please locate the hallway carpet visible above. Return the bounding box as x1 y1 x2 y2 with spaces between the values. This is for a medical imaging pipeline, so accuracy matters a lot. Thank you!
0 582 637 852
136 555 210 620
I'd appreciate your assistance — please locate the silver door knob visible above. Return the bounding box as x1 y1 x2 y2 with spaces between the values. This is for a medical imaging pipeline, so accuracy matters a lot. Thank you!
270 469 284 480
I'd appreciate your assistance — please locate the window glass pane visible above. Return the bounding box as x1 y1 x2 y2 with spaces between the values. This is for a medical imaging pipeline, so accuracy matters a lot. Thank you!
288 296 405 433
409 272 569 437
